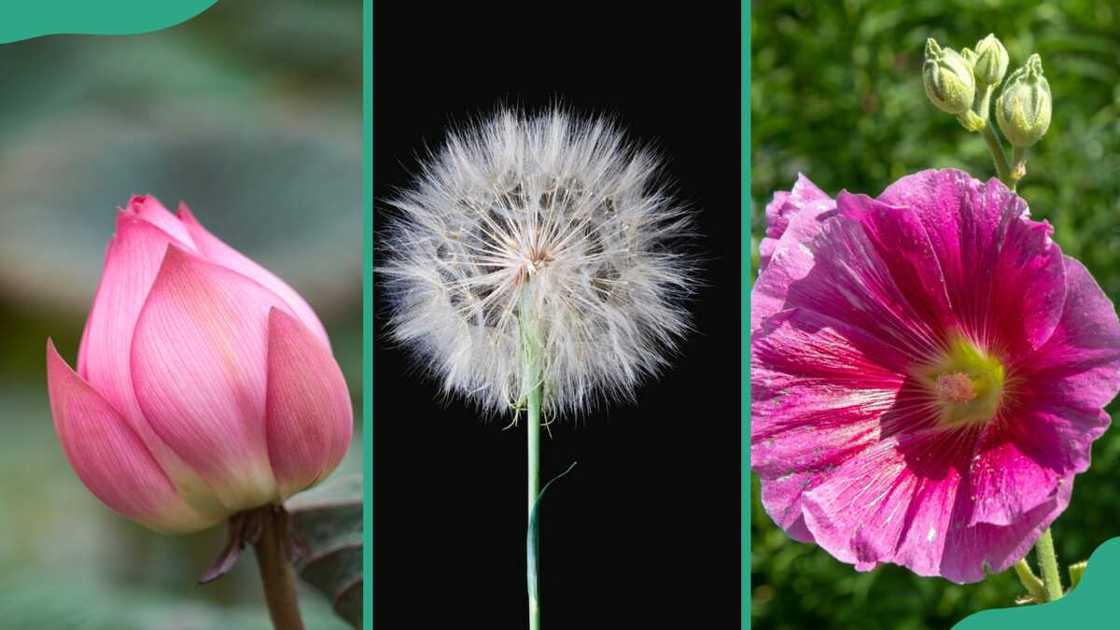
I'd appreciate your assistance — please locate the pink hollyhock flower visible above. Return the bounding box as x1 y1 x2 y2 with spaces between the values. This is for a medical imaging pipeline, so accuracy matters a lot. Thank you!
46 196 353 533
751 169 1120 583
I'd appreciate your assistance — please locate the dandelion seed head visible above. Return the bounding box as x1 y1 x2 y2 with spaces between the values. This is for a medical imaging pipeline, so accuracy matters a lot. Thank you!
380 109 695 416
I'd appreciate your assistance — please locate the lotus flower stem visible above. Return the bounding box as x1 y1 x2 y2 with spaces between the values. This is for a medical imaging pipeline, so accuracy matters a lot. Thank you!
254 506 306 630
1034 527 1064 602
980 123 1012 185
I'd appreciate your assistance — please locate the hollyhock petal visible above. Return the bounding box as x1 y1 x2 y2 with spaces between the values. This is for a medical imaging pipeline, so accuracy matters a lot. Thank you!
266 309 353 498
759 472 819 544
131 246 290 511
940 477 1073 583
47 340 215 533
177 203 330 347
800 432 969 578
1024 257 1120 410
755 199 945 363
836 193 954 332
758 174 833 272
964 434 1061 527
878 169 1065 352
752 306 919 544
752 309 908 479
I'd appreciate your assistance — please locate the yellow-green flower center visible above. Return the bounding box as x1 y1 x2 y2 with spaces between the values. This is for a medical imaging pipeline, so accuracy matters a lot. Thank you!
916 336 1006 428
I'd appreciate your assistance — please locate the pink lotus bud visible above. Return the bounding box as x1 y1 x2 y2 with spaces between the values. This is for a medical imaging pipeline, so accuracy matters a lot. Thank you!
47 196 352 533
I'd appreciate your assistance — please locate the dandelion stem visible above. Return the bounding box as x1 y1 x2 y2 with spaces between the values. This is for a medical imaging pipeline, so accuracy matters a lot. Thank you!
1034 527 1064 602
981 123 1013 185
527 364 542 630
520 289 544 630
253 506 305 630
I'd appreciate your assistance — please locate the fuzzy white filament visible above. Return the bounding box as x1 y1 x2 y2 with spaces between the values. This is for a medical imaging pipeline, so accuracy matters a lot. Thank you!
381 110 694 416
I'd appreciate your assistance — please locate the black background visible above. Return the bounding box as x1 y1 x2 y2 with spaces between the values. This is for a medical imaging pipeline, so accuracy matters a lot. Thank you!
373 2 740 627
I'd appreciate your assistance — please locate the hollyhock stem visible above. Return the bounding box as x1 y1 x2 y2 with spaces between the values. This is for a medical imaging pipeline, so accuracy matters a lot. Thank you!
1010 146 1028 187
1013 558 1046 601
973 85 994 121
254 507 306 630
1034 528 1064 602
981 124 1013 184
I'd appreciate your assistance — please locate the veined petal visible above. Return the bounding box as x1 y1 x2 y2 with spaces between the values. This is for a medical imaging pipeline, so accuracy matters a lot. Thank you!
754 199 945 364
752 307 915 545
759 471 820 544
800 431 969 579
1021 257 1120 410
47 340 215 534
964 433 1062 527
752 309 908 478
177 203 330 347
266 309 353 498
78 215 192 435
878 169 1065 354
759 174 832 271
941 477 1072 583
751 194 835 331
131 246 287 511
836 192 954 333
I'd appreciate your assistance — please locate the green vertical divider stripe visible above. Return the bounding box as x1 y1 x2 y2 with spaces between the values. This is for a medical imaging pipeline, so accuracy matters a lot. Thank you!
363 0 374 629
0 0 217 43
741 1 751 629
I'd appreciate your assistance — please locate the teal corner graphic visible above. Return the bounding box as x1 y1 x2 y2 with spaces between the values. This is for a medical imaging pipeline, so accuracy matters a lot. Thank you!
955 537 1120 629
0 0 217 44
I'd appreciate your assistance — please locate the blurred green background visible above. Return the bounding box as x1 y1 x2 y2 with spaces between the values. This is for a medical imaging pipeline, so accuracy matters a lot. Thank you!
751 1 1120 628
0 1 360 628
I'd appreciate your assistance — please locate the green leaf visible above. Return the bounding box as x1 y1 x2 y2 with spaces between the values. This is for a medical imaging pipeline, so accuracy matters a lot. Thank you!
286 474 362 629
527 462 578 608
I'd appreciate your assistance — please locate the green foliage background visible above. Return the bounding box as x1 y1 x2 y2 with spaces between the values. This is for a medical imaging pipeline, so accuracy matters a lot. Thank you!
751 1 1120 628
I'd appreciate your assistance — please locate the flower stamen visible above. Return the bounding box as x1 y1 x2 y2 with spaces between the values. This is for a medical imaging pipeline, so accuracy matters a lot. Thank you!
916 334 1006 429
935 372 976 403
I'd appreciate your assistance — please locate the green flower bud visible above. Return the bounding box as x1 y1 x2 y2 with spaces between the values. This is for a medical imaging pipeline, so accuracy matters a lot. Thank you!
923 38 976 116
1068 560 1087 591
972 34 1009 87
996 54 1052 147
961 47 977 69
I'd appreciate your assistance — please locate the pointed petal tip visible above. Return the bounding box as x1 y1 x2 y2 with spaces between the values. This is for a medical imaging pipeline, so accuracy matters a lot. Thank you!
176 201 196 221
124 194 168 214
